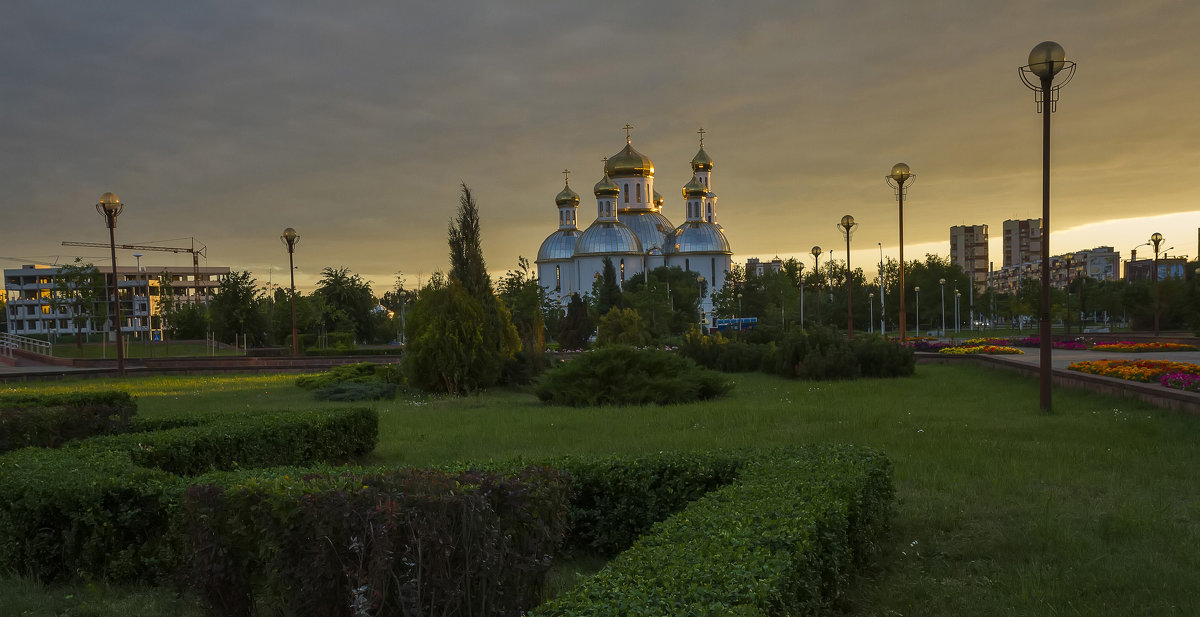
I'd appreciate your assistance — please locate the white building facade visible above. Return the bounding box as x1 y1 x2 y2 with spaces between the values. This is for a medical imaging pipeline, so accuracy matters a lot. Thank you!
536 133 733 315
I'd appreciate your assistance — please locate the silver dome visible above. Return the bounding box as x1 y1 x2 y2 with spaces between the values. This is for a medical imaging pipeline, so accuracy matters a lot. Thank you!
672 222 731 254
619 210 676 252
537 230 579 262
574 221 644 256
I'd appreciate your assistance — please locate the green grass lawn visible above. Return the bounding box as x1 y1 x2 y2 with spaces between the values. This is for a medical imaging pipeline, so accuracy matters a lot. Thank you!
3 364 1200 616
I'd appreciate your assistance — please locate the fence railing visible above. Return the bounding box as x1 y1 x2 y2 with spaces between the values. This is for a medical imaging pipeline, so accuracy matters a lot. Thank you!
0 333 53 358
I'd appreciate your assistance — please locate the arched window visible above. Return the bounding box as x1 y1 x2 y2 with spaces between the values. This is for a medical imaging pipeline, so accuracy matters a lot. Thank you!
620 259 625 282
636 183 642 202
624 184 629 203
555 265 561 291
706 206 713 223
685 258 690 271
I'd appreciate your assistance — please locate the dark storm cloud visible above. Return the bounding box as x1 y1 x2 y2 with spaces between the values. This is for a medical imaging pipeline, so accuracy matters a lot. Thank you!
2 1 1198 289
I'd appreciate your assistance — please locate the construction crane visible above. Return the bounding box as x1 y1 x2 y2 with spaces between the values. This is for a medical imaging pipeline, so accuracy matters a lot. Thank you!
60 238 209 303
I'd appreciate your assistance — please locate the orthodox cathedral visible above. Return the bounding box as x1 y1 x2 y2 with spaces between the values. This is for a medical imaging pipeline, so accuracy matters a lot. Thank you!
535 129 733 315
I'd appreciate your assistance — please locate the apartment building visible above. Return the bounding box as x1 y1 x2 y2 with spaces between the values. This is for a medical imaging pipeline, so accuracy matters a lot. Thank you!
4 263 229 339
950 224 989 293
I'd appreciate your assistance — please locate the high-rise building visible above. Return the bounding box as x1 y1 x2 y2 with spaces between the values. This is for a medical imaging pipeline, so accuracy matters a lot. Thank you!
950 224 988 292
1002 219 1042 268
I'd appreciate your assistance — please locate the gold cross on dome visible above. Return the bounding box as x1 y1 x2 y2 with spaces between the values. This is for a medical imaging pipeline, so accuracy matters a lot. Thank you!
562 169 570 184
622 123 634 142
697 127 706 147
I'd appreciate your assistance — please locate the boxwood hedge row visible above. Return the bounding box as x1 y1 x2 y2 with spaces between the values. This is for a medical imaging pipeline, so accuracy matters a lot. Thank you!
0 391 136 453
532 445 893 617
183 466 573 617
0 406 378 582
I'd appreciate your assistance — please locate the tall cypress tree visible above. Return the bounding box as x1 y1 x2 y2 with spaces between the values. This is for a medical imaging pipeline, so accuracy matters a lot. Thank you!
448 183 492 299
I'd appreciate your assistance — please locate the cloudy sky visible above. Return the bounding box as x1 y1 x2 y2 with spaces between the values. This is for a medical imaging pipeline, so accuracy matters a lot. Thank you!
3 1 1198 293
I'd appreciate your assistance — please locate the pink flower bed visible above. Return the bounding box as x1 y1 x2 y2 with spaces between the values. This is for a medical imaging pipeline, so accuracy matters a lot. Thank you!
1161 372 1200 393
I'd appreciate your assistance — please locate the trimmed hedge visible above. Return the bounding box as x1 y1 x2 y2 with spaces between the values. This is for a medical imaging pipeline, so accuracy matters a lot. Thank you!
532 445 893 616
0 391 136 453
0 407 378 582
535 346 732 406
540 452 744 556
183 466 572 617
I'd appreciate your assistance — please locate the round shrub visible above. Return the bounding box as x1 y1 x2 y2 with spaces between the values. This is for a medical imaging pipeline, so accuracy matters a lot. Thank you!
534 346 732 407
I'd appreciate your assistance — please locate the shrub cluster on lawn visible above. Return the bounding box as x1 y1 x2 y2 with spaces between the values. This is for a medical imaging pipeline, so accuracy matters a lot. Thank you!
534 346 732 406
296 362 404 401
533 445 893 616
0 391 136 453
0 407 378 583
680 326 915 381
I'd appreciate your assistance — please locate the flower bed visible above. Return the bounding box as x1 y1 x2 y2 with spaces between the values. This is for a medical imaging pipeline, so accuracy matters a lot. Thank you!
1067 359 1200 383
905 340 953 352
938 345 1024 355
1161 372 1200 392
1090 342 1199 353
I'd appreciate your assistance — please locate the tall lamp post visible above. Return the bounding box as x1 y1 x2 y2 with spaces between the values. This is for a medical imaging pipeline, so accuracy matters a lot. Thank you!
878 242 886 338
811 246 822 324
1150 232 1164 337
954 289 961 334
939 278 946 337
96 192 125 377
886 163 914 340
868 292 875 334
1020 40 1076 412
281 228 300 356
1063 253 1074 335
914 286 921 336
838 215 858 339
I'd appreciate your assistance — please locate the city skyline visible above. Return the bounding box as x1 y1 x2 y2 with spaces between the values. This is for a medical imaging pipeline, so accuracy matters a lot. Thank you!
3 2 1199 293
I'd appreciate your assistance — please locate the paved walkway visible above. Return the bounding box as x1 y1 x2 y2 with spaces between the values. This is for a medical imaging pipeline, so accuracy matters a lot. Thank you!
997 348 1200 371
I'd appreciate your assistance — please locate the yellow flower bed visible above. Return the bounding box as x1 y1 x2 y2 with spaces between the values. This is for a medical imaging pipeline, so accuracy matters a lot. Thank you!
938 345 1024 355
1067 359 1200 382
1091 342 1198 352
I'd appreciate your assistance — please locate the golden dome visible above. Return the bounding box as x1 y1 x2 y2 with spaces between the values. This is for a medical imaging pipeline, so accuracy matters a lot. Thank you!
606 142 654 178
555 182 580 207
594 171 620 197
683 175 706 198
691 146 713 171
652 189 664 208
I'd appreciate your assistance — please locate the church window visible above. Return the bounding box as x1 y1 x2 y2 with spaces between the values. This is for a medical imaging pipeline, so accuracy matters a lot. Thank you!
706 206 713 223
624 184 629 203
636 183 642 202
620 260 625 282
555 265 561 291
685 258 690 271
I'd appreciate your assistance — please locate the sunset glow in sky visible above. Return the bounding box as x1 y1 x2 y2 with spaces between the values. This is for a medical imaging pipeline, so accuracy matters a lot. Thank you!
3 1 1198 293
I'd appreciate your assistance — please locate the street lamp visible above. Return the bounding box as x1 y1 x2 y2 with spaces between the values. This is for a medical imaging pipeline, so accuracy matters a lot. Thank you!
1020 40 1076 412
914 286 921 336
877 241 886 338
838 214 858 339
954 288 961 334
811 246 822 324
281 227 300 356
1063 253 1074 335
939 277 946 337
96 192 125 376
868 292 875 334
737 292 744 333
886 162 914 341
1150 232 1164 337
